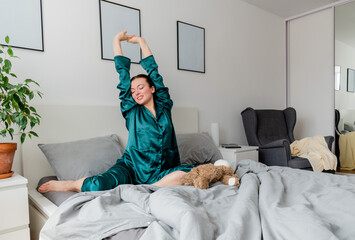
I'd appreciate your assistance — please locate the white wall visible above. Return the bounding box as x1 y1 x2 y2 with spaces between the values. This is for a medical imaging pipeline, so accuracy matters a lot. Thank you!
335 40 355 109
287 8 334 139
8 0 285 173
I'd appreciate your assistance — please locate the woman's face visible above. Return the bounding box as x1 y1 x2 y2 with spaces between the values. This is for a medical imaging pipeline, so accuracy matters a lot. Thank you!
130 77 155 106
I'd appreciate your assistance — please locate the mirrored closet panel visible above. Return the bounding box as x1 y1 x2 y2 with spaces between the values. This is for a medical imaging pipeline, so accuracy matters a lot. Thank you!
334 0 355 165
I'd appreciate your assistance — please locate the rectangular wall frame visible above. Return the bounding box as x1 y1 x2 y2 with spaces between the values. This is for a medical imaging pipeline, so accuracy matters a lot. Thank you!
177 21 205 73
99 0 141 63
0 0 44 51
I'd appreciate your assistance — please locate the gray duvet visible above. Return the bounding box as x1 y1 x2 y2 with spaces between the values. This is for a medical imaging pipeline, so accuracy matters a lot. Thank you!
40 160 355 240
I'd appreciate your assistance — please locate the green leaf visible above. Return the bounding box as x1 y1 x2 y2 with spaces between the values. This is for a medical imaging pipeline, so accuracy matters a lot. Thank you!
21 133 26 144
19 113 24 122
4 59 11 73
0 57 3 63
5 36 10 44
3 76 8 85
29 91 34 100
29 106 37 113
20 118 28 131
0 49 3 54
29 131 38 137
10 73 17 78
8 129 13 140
25 79 40 87
11 99 19 111
1 129 6 137
3 99 10 108
6 115 12 124
7 48 13 57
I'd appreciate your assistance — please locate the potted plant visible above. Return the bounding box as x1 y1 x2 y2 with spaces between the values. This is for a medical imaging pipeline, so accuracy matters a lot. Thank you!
0 36 42 178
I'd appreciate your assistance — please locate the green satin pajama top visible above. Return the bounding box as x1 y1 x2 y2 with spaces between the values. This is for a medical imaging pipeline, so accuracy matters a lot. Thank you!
114 55 193 184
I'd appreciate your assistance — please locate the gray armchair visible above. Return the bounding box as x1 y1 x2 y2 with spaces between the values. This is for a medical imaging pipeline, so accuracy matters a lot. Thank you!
241 107 334 170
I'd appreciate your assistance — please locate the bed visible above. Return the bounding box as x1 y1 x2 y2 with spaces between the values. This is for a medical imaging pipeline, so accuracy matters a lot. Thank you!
23 105 355 240
22 105 202 239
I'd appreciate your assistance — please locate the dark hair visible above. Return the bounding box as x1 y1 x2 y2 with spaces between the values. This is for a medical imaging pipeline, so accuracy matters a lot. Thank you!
131 74 154 88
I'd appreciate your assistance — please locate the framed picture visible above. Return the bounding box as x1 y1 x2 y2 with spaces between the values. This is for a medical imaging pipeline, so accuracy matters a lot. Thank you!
347 68 355 92
0 0 44 51
99 0 141 63
335 65 341 91
177 21 205 73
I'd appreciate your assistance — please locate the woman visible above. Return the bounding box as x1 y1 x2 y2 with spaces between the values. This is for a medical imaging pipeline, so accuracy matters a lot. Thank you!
38 31 194 193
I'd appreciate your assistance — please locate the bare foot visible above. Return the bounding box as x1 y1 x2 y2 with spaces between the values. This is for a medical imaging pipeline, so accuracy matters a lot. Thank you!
38 180 73 193
38 178 86 193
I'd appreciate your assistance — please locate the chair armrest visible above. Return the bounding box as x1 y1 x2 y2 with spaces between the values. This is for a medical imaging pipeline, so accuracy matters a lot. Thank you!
260 139 290 149
324 136 334 150
258 139 291 167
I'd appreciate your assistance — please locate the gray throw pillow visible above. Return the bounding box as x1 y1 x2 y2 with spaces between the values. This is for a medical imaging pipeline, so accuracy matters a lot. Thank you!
38 134 124 181
177 133 222 165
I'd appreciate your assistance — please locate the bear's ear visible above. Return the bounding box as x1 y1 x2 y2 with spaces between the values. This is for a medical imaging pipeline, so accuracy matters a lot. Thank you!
214 159 231 167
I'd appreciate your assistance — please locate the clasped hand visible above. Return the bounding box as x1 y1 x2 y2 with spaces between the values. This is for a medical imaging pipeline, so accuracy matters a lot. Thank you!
114 30 141 44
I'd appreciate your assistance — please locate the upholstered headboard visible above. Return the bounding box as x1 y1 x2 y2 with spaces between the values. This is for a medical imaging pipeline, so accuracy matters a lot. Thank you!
22 105 198 189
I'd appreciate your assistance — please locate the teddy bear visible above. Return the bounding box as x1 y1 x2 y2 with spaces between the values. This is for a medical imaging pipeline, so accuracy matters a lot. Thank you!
179 160 240 189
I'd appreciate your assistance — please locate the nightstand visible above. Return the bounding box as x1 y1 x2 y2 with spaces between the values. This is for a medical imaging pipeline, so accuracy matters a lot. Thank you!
0 173 30 240
218 146 259 170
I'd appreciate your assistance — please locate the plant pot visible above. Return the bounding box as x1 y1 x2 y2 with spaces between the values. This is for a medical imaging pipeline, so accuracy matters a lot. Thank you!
0 143 17 176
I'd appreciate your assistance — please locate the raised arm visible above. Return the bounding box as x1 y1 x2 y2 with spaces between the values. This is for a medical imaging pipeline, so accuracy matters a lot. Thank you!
113 31 137 118
128 36 173 109
113 31 130 56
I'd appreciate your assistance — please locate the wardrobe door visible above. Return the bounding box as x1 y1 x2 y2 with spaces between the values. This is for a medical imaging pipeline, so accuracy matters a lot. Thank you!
287 8 334 139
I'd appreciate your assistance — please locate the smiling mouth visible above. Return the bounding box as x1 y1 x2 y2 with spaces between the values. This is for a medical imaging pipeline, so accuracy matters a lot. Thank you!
137 96 143 100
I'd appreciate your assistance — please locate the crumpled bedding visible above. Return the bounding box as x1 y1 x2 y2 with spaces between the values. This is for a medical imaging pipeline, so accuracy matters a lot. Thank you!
40 160 355 240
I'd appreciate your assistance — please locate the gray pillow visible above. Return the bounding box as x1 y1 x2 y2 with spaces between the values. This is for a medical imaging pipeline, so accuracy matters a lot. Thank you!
38 134 124 181
177 133 222 165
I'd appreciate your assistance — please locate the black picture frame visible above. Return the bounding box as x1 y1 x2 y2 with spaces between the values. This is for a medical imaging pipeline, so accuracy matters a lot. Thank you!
99 0 142 63
0 0 44 52
347 68 355 92
177 21 205 73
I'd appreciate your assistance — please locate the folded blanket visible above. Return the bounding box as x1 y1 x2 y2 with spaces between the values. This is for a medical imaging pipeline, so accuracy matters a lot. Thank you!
290 135 337 171
339 132 355 170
